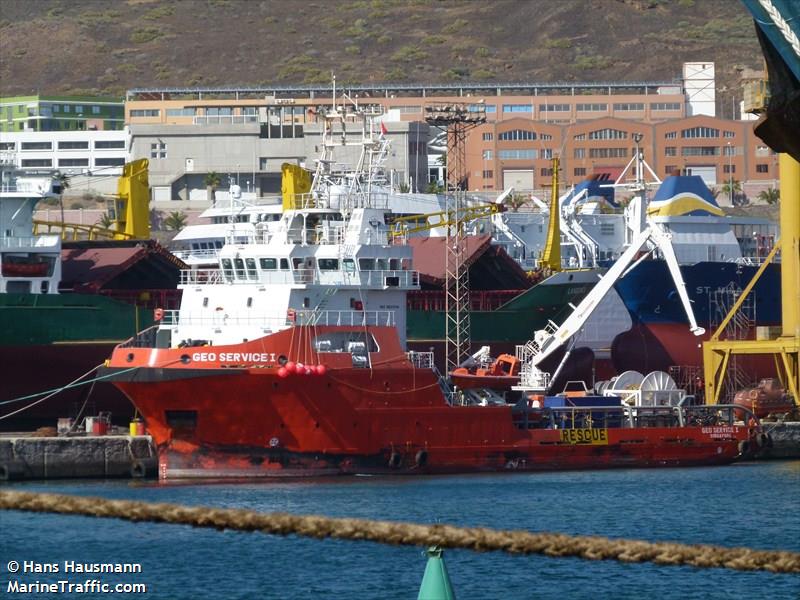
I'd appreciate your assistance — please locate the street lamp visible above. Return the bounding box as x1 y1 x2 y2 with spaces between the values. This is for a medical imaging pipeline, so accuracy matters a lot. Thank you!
726 142 733 205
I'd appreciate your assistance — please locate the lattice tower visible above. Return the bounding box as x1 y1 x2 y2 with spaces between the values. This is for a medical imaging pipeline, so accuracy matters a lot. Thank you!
425 104 486 373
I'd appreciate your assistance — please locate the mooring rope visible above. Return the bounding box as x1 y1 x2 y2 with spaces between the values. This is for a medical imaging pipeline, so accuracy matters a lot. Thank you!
1 491 798 574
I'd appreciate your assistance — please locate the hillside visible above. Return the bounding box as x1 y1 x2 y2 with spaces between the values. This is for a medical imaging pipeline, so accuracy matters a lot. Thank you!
0 0 762 102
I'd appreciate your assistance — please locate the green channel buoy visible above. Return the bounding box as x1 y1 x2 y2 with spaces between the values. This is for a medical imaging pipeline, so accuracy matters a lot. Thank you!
417 546 456 600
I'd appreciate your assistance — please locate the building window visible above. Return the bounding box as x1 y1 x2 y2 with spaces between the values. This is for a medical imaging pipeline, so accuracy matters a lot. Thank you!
664 165 677 174
540 148 553 159
681 126 719 138
539 104 570 112
482 132 493 141
574 167 586 176
59 158 90 167
0 142 15 150
467 104 496 113
576 103 607 112
502 104 532 112
613 103 645 111
94 157 125 167
652 102 681 111
723 145 736 156
130 109 160 117
664 147 677 156
21 159 53 167
94 140 125 149
589 128 628 140
58 141 89 150
91 106 101 114
499 129 536 141
539 133 553 140
482 150 493 160
482 170 493 178
150 142 167 159
723 131 735 138
166 107 198 117
540 167 553 177
498 149 537 160
63 105 71 113
573 133 586 141
664 131 677 139
74 105 84 113
573 148 585 159
21 141 52 150
723 164 736 174
397 106 421 114
756 164 769 173
589 147 628 159
681 146 719 156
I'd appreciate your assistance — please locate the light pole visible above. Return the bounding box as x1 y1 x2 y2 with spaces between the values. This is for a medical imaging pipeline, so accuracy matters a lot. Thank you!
727 142 733 205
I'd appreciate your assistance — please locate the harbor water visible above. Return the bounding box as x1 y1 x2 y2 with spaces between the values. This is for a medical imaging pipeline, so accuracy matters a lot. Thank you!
1 461 798 599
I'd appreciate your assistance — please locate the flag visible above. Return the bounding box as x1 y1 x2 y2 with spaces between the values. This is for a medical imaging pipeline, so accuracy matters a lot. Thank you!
380 121 388 136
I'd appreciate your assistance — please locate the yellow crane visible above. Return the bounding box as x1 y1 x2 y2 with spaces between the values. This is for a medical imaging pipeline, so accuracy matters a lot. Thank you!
388 200 505 239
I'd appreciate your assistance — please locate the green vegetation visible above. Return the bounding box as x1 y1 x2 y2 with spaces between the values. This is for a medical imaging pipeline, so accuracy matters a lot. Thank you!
345 45 361 55
757 187 779 205
573 54 614 70
131 27 164 44
164 211 188 232
423 34 447 46
442 18 469 34
97 213 114 229
474 47 490 58
392 45 429 62
144 5 175 20
545 37 572 49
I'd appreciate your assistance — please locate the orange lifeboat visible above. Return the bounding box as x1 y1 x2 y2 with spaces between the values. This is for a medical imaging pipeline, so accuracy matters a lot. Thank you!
2 261 49 277
450 353 521 391
733 378 795 419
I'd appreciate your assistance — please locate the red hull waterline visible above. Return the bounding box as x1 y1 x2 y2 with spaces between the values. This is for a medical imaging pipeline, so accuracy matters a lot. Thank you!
102 325 754 479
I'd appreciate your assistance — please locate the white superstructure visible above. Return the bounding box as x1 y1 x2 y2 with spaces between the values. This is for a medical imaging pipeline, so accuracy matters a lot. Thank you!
0 155 62 294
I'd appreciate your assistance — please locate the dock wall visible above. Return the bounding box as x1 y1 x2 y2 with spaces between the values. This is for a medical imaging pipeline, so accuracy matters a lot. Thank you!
0 435 157 481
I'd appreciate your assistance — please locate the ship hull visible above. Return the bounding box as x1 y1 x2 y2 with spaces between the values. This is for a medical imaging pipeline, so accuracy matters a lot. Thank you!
0 293 155 429
610 260 781 375
103 326 749 479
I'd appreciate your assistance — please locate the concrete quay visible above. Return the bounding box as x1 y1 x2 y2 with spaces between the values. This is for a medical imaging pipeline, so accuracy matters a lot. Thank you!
0 434 157 481
758 422 800 459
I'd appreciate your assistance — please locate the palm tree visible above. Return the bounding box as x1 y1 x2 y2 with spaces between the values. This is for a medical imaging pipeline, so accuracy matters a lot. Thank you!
53 172 70 228
204 171 221 204
720 178 742 205
757 187 780 205
97 212 114 229
164 210 188 232
506 193 530 212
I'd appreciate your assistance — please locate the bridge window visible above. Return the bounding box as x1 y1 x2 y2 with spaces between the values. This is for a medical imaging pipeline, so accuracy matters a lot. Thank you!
259 257 277 270
318 258 339 270
359 258 375 271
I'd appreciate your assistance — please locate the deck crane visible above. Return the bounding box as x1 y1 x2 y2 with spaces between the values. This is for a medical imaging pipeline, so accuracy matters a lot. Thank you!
512 136 701 394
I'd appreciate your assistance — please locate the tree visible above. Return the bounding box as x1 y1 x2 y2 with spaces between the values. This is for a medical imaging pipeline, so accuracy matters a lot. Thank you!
426 181 445 193
96 212 114 229
204 171 222 204
757 187 780 205
164 210 188 232
506 193 530 212
720 178 742 204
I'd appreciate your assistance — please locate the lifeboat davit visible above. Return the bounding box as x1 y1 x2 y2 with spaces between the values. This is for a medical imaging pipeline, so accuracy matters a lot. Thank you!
450 353 521 391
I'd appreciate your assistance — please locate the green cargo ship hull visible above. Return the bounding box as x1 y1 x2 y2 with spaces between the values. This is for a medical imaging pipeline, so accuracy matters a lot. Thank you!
407 271 598 343
0 293 154 346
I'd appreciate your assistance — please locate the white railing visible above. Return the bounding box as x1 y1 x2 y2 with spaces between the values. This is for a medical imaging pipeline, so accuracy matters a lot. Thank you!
406 351 435 369
0 235 60 249
297 309 395 327
161 310 288 329
179 269 224 285
179 267 419 288
172 248 221 262
161 308 395 328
